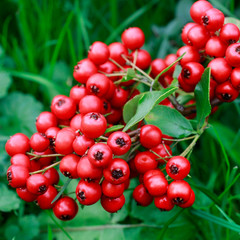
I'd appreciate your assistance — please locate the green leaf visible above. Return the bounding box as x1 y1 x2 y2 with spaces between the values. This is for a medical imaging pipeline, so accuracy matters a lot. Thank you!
0 71 12 98
0 92 43 136
173 64 182 79
105 125 124 134
194 68 211 129
191 209 240 232
123 87 177 132
224 17 240 29
0 184 21 212
145 105 194 138
122 68 136 82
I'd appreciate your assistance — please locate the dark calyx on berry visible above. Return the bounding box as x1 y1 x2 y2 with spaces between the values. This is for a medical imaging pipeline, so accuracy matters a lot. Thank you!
78 191 86 200
115 137 126 147
94 151 103 160
112 169 123 179
7 172 12 182
222 93 232 100
173 197 184 204
236 46 240 53
90 113 99 120
39 185 47 193
183 69 190 79
202 16 209 25
103 101 108 110
63 171 72 178
61 215 71 220
91 85 99 93
170 165 179 174
57 99 66 107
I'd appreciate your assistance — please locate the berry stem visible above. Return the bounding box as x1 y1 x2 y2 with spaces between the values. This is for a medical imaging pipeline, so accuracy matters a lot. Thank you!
162 135 196 142
109 58 126 71
26 152 65 158
30 161 61 175
180 134 200 158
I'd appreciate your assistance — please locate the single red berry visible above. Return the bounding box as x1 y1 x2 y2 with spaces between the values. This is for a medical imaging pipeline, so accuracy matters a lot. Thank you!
190 0 213 24
132 184 153 206
98 61 119 81
207 58 232 83
81 112 107 139
154 194 174 211
73 135 95 156
230 68 240 90
102 179 125 198
215 81 239 102
164 54 178 75
107 131 131 156
106 108 122 125
51 95 76 120
29 159 42 172
26 174 49 195
88 41 110 65
181 23 198 44
55 128 76 155
121 27 145 50
220 23 240 45
177 46 201 66
131 49 151 70
101 194 125 213
225 43 240 68
7 165 29 188
178 74 196 92
60 154 80 179
101 99 112 115
205 36 227 58
37 185 58 209
134 151 158 174
76 180 102 205
86 73 110 97
69 85 87 105
108 42 128 66
53 196 78 221
10 154 31 169
103 158 130 184
150 58 167 78
70 114 83 131
30 133 50 152
167 180 192 205
36 112 58 133
178 189 195 208
181 62 205 86
166 156 191 180
105 80 116 100
77 156 103 180
140 125 162 149
5 133 30 156
143 169 165 184
45 127 60 141
201 8 224 32
43 167 59 186
110 87 128 108
73 58 97 84
16 187 38 202
187 24 210 49
88 143 113 168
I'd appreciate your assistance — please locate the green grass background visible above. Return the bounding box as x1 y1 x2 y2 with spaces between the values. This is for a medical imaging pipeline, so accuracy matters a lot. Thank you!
0 0 240 239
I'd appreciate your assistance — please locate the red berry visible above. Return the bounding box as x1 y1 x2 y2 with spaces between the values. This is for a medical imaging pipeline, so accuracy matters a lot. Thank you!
215 81 239 102
140 125 162 149
167 180 192 204
134 151 158 174
150 58 167 78
225 43 240 68
121 27 145 50
5 133 30 157
230 68 240 90
76 180 102 205
34 148 55 167
16 187 38 202
86 73 110 97
88 41 110 65
30 133 50 152
81 113 107 139
102 179 125 198
210 79 217 100
164 54 178 75
166 156 191 180
132 184 153 206
205 36 227 58
45 127 60 140
101 194 125 213
73 135 95 156
26 174 49 195
110 87 128 108
70 114 83 131
177 46 201 66
79 95 102 115
43 168 59 186
178 189 195 208
220 23 240 45
107 131 131 156
37 185 58 209
108 42 128 66
69 85 87 105
131 49 151 70
10 154 31 169
103 158 130 184
154 194 174 211
60 154 80 179
53 196 78 221
178 74 196 92
101 99 111 115
143 169 165 183
36 112 58 133
161 134 173 145
98 61 119 81
106 108 122 125
73 59 97 84
7 165 29 188
181 23 197 44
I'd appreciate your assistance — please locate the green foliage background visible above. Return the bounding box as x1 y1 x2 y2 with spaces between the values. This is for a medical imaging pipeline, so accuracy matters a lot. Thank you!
0 0 240 239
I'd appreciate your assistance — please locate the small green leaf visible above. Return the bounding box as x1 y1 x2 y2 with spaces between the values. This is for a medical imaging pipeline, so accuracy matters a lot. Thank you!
105 125 124 134
0 71 12 98
123 87 177 132
0 184 21 212
224 17 240 29
173 64 182 79
145 105 194 138
122 68 136 82
194 68 211 129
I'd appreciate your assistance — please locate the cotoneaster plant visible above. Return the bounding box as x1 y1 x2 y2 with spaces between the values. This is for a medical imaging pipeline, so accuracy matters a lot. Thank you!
5 0 240 221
